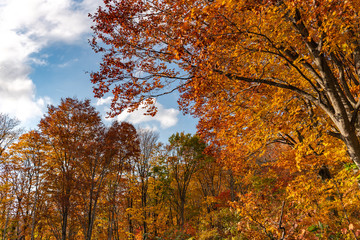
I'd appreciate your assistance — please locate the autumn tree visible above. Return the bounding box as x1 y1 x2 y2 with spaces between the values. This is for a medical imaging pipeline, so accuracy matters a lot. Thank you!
138 142 170 238
88 1 360 238
38 98 104 239
0 113 21 157
164 133 206 230
94 121 139 240
70 122 139 240
99 152 132 240
90 0 360 171
0 114 21 239
37 98 140 240
78 121 139 240
4 131 48 240
134 129 159 238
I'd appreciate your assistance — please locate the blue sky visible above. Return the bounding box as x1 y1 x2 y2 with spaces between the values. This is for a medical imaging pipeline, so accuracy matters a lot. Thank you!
0 0 197 143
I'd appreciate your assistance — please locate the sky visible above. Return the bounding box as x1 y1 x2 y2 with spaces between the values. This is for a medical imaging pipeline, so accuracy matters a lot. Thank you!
0 0 197 143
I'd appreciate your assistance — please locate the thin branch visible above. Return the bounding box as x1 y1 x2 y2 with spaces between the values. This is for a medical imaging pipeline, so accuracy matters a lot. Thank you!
148 78 193 98
215 69 337 123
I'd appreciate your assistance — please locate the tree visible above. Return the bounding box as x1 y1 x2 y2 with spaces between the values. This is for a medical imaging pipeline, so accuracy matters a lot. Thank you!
75 121 139 240
39 98 104 240
90 0 360 169
38 98 141 240
77 121 139 240
165 133 206 229
0 113 21 157
0 114 21 239
4 131 47 240
135 129 159 239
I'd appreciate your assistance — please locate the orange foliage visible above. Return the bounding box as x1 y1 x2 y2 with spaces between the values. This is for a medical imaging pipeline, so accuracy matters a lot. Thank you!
89 0 360 238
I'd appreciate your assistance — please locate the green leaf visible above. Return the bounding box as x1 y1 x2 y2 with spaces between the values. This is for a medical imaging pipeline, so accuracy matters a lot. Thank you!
307 225 320 232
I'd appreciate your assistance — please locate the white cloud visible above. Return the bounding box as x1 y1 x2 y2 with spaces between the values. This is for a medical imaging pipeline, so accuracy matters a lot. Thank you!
96 96 113 106
116 101 179 129
57 58 79 68
97 97 179 129
29 57 48 66
141 125 159 132
0 0 102 125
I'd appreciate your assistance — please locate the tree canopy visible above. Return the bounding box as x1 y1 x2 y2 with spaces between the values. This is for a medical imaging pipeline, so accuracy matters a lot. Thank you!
90 0 360 169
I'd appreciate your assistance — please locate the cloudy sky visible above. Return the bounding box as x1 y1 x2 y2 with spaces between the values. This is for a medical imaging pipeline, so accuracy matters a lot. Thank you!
0 0 197 142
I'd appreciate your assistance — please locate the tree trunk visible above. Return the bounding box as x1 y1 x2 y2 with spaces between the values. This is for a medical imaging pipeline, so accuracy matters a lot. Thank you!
229 169 236 202
30 175 40 240
343 133 360 169
61 204 69 240
2 207 10 240
127 197 134 240
141 182 148 239
86 184 95 240
179 199 185 230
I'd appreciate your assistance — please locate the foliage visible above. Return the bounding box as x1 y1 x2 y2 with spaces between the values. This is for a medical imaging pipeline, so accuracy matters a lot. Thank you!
89 0 360 166
4 0 360 239
88 0 360 238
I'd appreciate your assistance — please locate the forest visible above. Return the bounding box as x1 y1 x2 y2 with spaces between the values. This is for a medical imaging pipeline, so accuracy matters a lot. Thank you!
2 0 360 239
0 98 240 240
